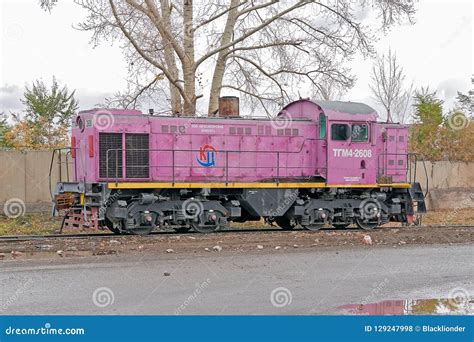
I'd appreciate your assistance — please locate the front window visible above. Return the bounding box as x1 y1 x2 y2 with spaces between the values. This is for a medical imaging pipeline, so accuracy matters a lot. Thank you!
351 124 368 142
331 124 350 141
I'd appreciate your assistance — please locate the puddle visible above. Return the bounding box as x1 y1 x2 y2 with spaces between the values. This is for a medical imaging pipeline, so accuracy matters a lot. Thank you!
338 298 473 315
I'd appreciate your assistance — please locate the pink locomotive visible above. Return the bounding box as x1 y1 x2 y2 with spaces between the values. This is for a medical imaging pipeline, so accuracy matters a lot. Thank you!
53 99 426 234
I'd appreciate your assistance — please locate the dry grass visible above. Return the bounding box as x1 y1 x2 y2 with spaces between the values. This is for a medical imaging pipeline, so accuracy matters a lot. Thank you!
422 208 474 226
1 208 473 236
0 214 59 236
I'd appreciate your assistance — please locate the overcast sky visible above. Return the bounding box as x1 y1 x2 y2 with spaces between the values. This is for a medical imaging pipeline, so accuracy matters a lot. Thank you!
0 0 472 119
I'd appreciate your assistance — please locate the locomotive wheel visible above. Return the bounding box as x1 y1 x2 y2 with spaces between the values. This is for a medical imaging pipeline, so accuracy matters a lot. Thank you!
355 218 378 230
190 222 219 234
274 216 297 231
333 223 350 229
174 227 191 233
104 217 122 235
128 225 154 235
303 223 324 231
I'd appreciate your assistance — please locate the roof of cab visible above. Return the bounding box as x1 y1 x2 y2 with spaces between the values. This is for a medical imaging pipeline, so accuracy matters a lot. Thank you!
280 99 378 121
313 100 376 115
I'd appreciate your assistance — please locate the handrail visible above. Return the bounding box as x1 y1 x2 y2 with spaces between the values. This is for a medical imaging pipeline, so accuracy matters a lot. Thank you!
49 147 77 200
420 157 429 198
104 147 323 184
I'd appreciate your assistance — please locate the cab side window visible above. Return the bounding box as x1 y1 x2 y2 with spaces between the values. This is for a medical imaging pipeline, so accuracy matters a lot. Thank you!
351 124 368 142
331 124 349 141
319 113 326 139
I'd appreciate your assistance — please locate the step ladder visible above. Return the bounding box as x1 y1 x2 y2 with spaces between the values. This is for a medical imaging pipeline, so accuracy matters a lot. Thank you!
409 182 427 213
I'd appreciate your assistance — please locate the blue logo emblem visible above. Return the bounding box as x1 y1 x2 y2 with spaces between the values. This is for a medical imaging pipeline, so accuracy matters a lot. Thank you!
196 144 217 167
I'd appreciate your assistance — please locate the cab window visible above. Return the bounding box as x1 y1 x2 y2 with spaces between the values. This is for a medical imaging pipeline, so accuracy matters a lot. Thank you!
331 124 349 141
319 113 326 139
351 124 368 142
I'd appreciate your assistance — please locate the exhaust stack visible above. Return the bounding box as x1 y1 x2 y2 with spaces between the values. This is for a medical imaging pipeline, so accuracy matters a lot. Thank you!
218 96 240 117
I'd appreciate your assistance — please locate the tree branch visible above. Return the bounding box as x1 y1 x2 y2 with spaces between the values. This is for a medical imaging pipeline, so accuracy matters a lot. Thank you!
196 0 310 68
109 0 188 102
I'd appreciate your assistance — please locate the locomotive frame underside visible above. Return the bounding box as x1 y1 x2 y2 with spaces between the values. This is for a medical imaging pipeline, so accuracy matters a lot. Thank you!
55 180 426 234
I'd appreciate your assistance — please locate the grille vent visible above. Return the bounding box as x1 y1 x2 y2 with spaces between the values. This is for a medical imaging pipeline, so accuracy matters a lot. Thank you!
125 134 149 178
99 133 123 178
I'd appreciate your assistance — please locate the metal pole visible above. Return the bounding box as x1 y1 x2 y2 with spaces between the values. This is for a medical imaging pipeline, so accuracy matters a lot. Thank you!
226 151 229 184
277 152 280 183
65 150 70 182
172 149 175 185
58 150 62 182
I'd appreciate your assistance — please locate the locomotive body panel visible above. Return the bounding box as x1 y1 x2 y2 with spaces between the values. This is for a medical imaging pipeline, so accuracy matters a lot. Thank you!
71 100 410 186
72 112 319 184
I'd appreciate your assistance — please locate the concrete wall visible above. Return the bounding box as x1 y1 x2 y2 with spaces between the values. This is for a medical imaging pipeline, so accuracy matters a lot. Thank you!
0 150 72 213
0 150 473 213
413 161 474 210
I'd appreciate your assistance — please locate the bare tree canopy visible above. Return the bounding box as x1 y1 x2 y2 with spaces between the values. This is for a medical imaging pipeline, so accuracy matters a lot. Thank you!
39 0 58 12
69 0 415 116
369 48 413 123
311 76 348 101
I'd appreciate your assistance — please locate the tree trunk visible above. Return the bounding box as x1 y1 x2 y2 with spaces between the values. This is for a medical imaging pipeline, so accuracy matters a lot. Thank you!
182 0 196 116
207 0 240 116
160 0 182 115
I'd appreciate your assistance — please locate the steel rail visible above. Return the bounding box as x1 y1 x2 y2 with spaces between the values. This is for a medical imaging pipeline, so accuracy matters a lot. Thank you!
0 225 473 243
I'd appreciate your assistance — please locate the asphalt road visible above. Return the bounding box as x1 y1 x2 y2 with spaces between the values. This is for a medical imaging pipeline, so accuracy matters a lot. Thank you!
0 244 472 315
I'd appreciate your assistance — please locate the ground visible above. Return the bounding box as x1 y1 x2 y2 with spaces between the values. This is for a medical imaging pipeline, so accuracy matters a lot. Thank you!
0 225 473 260
0 211 472 315
0 243 472 315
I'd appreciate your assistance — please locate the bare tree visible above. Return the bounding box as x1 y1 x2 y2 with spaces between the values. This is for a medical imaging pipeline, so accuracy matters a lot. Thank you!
369 48 412 123
39 0 57 12
71 0 415 116
392 81 414 124
311 76 349 101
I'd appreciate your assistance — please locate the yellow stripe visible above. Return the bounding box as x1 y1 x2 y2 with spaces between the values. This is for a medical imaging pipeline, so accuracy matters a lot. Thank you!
107 182 411 189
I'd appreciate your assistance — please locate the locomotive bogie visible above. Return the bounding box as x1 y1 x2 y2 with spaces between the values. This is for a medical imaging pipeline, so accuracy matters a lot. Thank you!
54 181 424 234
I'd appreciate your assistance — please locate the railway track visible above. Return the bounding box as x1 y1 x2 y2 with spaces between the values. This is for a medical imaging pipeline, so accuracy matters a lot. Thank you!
0 224 473 243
